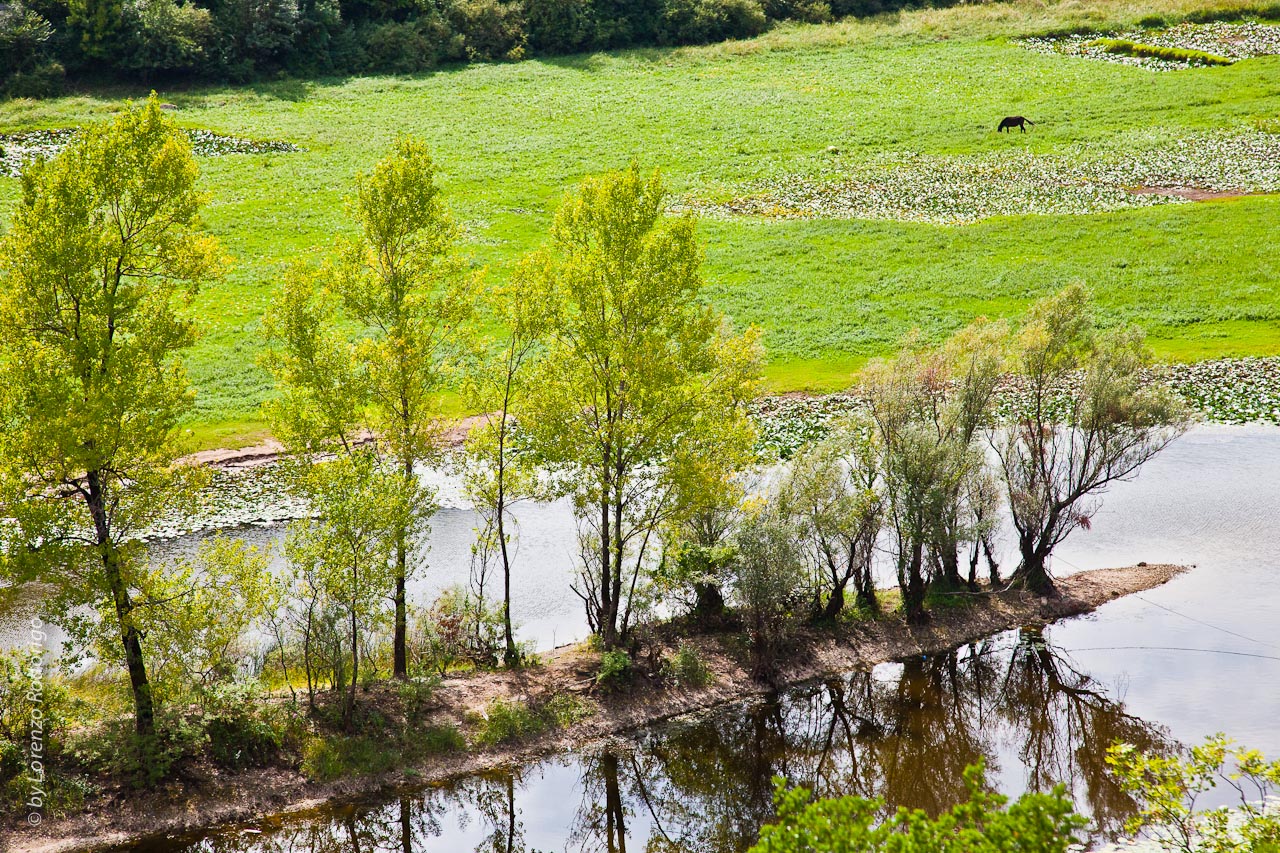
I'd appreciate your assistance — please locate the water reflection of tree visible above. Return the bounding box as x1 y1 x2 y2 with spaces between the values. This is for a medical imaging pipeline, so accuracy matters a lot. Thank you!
592 630 1169 853
173 631 1169 853
995 628 1170 840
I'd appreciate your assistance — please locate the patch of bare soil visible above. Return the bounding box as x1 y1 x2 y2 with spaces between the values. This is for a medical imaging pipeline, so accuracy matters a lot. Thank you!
4 563 1186 853
1128 185 1252 201
178 416 487 470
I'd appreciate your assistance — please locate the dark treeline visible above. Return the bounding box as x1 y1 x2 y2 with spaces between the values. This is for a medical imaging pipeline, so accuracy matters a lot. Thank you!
1 0 941 97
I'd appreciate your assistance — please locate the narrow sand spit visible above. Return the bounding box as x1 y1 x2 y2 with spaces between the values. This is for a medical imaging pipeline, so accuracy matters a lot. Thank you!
4 563 1186 853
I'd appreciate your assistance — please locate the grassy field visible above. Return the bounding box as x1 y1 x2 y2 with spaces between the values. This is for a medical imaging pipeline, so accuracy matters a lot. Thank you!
1 0 1278 447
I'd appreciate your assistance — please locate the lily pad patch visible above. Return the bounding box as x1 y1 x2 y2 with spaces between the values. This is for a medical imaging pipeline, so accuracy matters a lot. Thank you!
1020 21 1280 69
680 131 1280 225
0 127 302 178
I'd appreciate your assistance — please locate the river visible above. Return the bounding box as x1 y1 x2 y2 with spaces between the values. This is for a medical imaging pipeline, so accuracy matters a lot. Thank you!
9 424 1280 851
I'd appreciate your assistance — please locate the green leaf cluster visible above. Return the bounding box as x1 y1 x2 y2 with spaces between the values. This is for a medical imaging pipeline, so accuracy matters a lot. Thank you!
751 761 1089 853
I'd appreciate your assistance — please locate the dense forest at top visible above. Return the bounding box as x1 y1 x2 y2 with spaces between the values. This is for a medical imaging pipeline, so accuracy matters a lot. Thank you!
0 0 916 94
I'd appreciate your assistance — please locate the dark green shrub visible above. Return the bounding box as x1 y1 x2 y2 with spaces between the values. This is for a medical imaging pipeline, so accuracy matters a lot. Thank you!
413 723 465 753
657 0 767 45
4 58 63 96
448 0 526 60
652 541 736 623
1137 14 1166 28
471 693 588 746
358 16 461 72
213 0 301 79
472 697 546 745
751 762 1087 853
206 709 281 770
1184 3 1280 24
120 715 207 788
0 3 54 75
595 649 632 690
761 0 831 23
409 586 506 676
592 0 662 46
119 0 215 73
397 676 440 722
301 733 382 780
300 723 460 780
732 505 806 676
66 0 126 61
524 0 594 53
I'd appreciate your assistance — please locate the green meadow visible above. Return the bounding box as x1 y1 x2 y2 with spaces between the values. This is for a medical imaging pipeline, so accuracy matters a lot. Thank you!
2 0 1278 447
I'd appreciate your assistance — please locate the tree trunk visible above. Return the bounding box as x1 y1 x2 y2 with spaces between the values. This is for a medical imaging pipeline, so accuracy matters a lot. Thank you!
609 454 625 645
602 752 627 853
498 477 517 667
86 470 155 737
599 486 616 649
692 582 725 623
820 581 846 622
854 563 878 614
938 543 963 590
393 560 408 678
1010 538 1057 594
347 594 359 730
983 534 1001 586
393 457 413 679
505 775 515 853
904 541 929 625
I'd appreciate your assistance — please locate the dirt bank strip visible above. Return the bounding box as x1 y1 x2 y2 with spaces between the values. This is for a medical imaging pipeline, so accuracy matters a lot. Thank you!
4 562 1186 853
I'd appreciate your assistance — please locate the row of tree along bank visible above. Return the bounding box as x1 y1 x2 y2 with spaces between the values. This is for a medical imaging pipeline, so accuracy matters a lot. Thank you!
1 563 1185 848
0 98 1186 819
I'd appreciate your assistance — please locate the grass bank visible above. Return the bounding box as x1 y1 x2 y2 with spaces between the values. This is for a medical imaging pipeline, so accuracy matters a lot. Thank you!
1 1 1278 447
4 563 1185 853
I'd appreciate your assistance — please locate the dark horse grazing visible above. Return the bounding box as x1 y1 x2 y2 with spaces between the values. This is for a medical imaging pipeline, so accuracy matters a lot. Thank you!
997 116 1035 133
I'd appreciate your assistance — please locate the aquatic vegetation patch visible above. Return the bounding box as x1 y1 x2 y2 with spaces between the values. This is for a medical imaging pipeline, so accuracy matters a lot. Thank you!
145 464 309 541
682 132 1280 225
1090 38 1233 66
0 128 302 178
752 357 1280 458
1020 21 1280 69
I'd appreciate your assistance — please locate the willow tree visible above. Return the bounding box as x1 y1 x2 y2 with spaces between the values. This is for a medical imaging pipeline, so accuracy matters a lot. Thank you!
994 285 1188 594
263 138 477 678
0 97 223 735
520 165 763 650
862 321 1002 623
779 429 883 620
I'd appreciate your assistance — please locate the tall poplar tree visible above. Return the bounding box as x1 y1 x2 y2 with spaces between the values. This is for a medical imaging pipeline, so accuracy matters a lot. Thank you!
0 97 223 735
520 165 763 650
263 138 477 677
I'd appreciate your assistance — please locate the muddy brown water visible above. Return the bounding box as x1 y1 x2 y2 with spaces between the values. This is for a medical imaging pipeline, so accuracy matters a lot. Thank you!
10 425 1280 850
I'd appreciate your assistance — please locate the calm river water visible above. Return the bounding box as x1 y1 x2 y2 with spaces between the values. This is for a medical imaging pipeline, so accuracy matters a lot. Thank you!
10 425 1280 851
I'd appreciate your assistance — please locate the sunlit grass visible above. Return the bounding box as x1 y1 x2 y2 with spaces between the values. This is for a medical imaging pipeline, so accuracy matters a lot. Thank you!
1 0 1277 446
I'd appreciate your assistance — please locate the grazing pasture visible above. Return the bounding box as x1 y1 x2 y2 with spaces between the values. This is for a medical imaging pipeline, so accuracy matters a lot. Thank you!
1 0 1278 446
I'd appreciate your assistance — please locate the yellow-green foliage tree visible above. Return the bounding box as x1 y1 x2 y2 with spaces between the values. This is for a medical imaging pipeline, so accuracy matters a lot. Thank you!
751 762 1088 853
285 450 429 727
519 165 763 649
263 138 477 678
0 96 223 736
1108 735 1280 852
